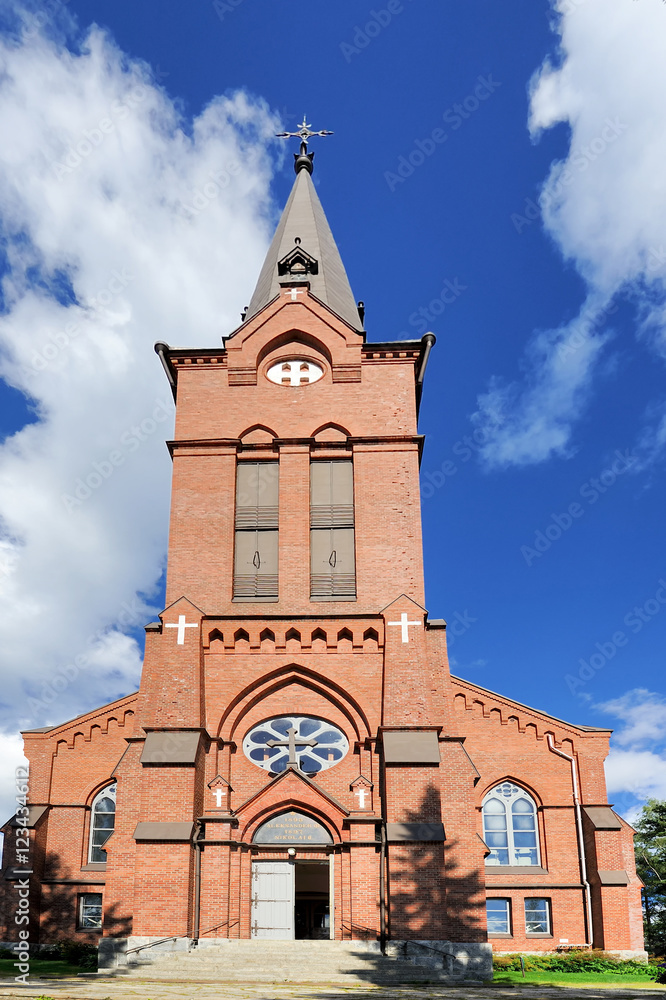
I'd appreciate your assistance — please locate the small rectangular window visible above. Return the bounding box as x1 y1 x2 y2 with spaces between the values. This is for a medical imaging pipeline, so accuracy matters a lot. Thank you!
233 462 279 600
310 461 356 599
525 897 551 934
78 893 103 931
486 898 511 935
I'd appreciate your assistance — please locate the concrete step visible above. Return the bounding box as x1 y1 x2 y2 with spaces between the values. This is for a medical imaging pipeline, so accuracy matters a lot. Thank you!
117 939 485 984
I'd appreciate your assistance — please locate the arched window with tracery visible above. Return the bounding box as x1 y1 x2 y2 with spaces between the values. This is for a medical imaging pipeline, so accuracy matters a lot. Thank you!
482 781 540 866
88 783 116 863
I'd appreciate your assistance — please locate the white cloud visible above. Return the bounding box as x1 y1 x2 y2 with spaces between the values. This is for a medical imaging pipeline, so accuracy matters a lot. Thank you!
474 0 666 468
0 733 28 836
600 689 666 808
0 17 279 745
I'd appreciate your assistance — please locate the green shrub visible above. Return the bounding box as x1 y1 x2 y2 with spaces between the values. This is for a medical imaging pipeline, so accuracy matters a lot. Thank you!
55 940 98 969
492 950 660 977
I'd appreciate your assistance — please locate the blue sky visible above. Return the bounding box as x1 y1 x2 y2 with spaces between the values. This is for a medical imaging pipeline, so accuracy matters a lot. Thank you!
0 0 664 822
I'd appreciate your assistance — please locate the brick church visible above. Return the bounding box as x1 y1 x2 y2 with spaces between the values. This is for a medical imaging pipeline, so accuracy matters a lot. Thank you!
1 125 645 974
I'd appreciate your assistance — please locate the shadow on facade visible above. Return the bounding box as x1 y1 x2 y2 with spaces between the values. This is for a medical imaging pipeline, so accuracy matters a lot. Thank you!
35 851 130 943
333 784 488 987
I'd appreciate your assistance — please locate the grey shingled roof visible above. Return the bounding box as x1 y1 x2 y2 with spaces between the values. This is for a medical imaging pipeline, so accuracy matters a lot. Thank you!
244 168 362 332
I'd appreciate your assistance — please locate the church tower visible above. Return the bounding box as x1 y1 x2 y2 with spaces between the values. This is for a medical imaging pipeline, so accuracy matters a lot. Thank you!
1 124 645 979
107 123 487 952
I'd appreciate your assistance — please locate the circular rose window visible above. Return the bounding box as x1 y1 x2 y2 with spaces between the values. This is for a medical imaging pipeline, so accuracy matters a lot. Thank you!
243 716 348 774
267 359 323 386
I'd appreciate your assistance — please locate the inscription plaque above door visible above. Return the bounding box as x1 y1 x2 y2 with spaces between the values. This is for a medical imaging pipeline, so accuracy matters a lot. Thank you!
253 811 333 845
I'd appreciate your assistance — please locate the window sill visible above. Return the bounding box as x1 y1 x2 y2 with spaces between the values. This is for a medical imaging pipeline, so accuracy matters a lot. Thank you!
526 933 553 938
310 596 357 602
80 863 107 872
232 597 278 603
488 933 513 938
485 865 548 874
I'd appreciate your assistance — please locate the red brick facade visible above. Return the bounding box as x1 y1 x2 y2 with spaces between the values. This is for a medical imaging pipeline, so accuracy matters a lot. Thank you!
1 165 644 959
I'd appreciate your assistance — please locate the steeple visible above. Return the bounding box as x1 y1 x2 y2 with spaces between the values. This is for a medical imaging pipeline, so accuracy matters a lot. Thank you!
244 119 363 333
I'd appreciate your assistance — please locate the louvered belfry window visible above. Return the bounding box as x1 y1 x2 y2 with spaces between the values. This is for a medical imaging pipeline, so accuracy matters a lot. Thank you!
233 462 279 599
310 461 356 599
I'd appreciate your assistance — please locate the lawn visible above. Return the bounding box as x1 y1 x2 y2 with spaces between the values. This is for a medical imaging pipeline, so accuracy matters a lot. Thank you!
494 969 666 987
0 957 86 977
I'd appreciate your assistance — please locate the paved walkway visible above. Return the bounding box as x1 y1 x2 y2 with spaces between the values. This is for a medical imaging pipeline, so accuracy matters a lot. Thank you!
0 977 664 1000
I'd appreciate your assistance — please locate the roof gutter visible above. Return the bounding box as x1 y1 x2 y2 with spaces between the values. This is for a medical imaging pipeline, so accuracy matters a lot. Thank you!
154 341 177 402
415 332 436 416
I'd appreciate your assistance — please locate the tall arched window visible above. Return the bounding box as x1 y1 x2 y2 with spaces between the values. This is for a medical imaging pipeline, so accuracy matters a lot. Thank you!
89 783 116 863
482 781 539 866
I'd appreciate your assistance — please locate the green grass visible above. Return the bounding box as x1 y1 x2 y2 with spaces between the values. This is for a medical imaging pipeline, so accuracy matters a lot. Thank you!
494 969 666 987
0 957 85 977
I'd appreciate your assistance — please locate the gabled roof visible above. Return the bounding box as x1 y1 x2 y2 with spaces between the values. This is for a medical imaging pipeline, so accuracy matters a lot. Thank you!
244 168 362 333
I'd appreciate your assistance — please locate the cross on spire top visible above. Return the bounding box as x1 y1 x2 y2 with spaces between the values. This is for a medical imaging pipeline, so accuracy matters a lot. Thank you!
276 116 333 175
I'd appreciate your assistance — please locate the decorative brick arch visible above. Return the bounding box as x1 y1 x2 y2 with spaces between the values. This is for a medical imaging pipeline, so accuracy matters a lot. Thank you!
240 799 343 845
217 663 370 743
477 775 544 809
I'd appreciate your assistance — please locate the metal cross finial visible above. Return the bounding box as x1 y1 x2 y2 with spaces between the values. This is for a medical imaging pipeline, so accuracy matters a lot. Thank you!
276 116 334 146
276 116 333 175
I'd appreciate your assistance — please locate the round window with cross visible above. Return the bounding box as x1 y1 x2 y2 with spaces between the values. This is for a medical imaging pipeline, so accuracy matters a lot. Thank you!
243 716 349 774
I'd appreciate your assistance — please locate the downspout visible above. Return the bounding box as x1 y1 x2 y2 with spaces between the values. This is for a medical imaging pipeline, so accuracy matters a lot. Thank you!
415 333 436 416
154 341 177 402
379 819 387 955
546 735 593 946
192 819 204 945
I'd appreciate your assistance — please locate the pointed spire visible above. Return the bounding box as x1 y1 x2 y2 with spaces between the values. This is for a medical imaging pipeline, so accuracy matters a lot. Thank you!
244 122 363 332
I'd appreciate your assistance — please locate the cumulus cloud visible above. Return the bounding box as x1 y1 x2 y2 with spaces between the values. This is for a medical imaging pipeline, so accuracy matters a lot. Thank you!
600 689 666 807
0 733 29 834
474 0 666 468
0 15 279 739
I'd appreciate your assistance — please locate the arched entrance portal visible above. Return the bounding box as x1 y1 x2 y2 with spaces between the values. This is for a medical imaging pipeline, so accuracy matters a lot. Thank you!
251 811 333 940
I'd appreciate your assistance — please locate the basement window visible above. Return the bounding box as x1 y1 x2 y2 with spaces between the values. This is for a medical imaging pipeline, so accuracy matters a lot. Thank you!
78 893 103 931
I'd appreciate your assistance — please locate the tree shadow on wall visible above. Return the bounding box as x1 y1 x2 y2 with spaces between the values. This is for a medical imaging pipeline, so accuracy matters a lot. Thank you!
36 850 131 945
322 783 489 990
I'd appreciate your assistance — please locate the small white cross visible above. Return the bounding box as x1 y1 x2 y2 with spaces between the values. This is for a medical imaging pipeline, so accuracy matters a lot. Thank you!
387 612 420 643
285 287 303 301
213 788 224 807
355 787 368 809
165 614 198 645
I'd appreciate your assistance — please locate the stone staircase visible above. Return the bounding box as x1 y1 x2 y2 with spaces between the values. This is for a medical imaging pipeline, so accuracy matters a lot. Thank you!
105 938 491 985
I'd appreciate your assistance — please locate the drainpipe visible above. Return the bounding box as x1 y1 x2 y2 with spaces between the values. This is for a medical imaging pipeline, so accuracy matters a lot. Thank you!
154 341 177 402
379 820 387 955
192 819 204 945
415 333 436 416
546 735 593 946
